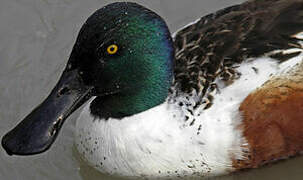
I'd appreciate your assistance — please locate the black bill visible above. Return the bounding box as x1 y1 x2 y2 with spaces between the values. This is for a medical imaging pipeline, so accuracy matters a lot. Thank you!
2 68 93 155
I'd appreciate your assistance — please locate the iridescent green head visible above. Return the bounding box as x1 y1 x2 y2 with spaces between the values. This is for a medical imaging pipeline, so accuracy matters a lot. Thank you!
2 2 174 156
70 2 174 119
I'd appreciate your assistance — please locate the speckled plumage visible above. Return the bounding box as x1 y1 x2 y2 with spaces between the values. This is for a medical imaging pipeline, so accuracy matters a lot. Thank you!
4 0 303 179
75 0 303 178
173 0 303 110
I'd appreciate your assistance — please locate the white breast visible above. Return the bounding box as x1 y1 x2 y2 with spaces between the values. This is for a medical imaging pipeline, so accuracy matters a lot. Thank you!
75 55 302 178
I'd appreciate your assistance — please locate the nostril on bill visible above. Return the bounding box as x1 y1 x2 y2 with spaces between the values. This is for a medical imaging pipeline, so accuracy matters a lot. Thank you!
57 86 71 97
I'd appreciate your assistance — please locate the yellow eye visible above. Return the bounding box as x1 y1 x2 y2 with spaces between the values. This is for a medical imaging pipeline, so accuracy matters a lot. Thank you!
107 44 118 55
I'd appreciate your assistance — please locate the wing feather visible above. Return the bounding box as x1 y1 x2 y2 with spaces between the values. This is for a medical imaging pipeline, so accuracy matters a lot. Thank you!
173 0 303 94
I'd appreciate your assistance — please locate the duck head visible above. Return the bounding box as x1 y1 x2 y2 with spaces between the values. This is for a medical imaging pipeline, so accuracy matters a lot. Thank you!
2 2 174 155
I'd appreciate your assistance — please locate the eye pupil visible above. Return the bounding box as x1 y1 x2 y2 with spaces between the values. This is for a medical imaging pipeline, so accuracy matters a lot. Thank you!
107 44 118 54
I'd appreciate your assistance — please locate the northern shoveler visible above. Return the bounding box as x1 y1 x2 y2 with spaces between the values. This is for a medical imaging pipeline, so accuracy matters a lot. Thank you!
2 0 303 178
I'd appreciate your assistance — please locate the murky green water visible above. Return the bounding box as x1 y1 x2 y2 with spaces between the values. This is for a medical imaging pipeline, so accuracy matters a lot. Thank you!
0 0 303 179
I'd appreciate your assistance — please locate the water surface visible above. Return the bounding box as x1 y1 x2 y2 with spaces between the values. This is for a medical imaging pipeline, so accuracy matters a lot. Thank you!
0 0 302 179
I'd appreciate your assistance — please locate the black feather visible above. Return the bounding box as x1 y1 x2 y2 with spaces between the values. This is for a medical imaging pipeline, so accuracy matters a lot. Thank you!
173 0 303 94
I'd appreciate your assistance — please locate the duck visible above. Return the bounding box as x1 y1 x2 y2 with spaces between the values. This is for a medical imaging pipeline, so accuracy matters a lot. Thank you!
2 0 303 178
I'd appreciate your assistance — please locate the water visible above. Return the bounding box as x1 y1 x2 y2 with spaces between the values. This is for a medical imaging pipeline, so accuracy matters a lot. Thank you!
0 0 302 179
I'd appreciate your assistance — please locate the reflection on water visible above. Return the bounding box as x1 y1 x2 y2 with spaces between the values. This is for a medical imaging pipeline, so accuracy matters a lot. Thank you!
1 0 303 179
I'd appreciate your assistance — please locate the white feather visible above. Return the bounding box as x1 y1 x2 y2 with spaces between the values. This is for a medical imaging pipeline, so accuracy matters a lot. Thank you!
75 53 303 178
